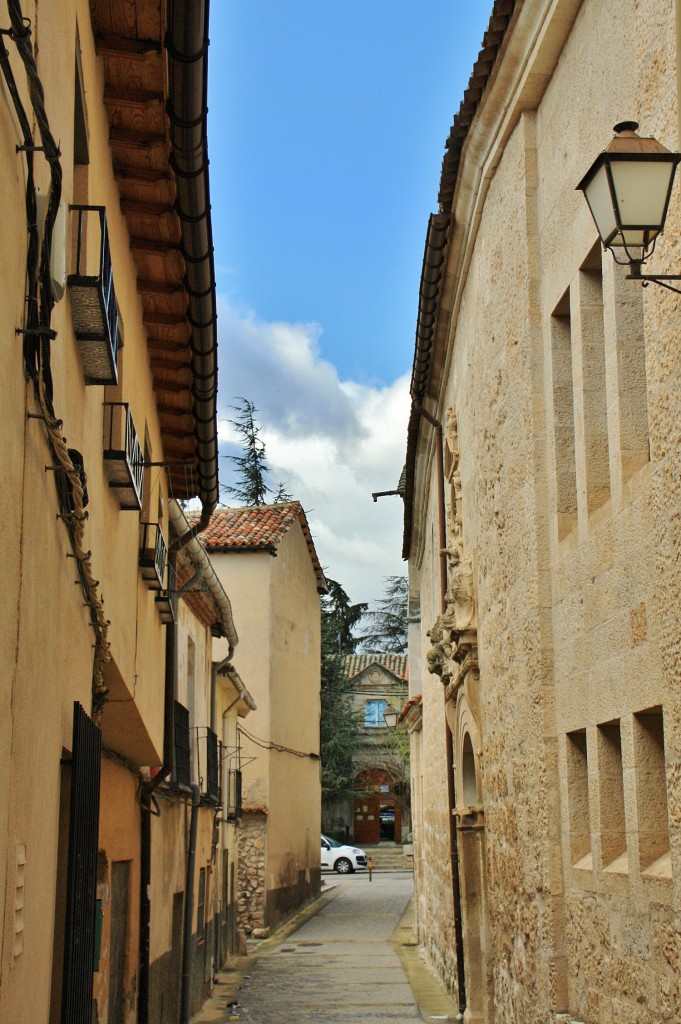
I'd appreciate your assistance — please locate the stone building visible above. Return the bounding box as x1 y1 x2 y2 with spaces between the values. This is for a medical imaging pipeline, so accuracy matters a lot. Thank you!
404 2 681 1023
199 502 326 934
322 653 410 845
0 2 232 1022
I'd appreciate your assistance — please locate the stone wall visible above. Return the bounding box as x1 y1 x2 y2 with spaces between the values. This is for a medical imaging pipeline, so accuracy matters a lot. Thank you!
237 813 267 934
407 1 681 1022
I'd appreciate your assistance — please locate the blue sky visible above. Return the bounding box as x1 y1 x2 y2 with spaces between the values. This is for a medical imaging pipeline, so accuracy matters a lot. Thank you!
207 3 492 602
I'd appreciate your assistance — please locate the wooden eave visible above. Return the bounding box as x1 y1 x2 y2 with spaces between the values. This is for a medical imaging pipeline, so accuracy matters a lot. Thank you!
90 0 198 499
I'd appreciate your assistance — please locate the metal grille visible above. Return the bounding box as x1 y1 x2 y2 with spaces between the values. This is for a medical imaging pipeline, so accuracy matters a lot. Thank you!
61 702 102 1024
139 522 167 590
206 729 220 803
102 402 144 510
174 701 191 788
68 205 119 385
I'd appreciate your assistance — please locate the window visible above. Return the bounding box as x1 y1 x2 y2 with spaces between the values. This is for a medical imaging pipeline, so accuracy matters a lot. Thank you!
597 720 626 871
574 248 611 516
550 288 577 540
634 708 670 875
566 729 591 868
364 700 387 728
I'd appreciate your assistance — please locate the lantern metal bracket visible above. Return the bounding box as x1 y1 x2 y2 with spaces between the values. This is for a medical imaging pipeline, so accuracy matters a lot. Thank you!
627 260 681 295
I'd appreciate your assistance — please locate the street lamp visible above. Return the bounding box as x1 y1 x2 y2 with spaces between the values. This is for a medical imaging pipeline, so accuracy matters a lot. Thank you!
576 121 681 293
383 707 399 729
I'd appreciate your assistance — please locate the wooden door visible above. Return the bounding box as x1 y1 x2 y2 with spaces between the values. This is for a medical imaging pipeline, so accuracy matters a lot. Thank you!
108 861 130 1024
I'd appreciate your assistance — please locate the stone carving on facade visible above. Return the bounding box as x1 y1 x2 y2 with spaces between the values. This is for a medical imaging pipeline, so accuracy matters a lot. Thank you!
426 406 478 693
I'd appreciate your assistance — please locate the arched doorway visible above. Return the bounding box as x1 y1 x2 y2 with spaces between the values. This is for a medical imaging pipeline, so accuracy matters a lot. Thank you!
353 768 403 845
448 692 493 1024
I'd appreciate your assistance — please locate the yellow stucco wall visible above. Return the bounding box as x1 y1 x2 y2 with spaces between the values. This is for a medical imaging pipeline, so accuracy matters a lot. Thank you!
0 2 171 1019
211 553 272 808
208 516 322 927
267 523 322 898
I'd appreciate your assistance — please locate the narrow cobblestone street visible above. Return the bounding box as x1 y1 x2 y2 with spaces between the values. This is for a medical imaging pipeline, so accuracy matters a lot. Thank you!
193 872 458 1024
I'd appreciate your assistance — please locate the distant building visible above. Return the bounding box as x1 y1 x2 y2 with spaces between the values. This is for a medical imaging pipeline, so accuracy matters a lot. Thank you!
199 502 326 933
404 2 681 1023
323 654 410 845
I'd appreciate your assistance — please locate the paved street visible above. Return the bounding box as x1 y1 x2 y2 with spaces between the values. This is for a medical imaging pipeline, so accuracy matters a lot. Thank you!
193 872 458 1024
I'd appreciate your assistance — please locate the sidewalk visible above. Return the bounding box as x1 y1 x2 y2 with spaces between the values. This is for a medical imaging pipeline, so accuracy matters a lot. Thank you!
190 877 459 1023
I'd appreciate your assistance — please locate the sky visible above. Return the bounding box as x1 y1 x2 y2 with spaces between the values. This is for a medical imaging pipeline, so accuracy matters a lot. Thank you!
207 3 492 605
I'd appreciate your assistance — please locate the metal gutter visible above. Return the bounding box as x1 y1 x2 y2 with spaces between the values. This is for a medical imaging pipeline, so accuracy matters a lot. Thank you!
402 1 518 562
217 662 257 713
166 0 220 541
169 500 238 653
402 214 449 560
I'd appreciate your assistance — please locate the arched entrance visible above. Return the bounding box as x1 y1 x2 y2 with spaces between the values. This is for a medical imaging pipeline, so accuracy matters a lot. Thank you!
447 691 493 1024
352 768 403 845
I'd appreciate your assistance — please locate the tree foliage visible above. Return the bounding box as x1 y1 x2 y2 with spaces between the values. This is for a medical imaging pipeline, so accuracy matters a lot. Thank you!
359 575 408 653
320 578 367 802
221 397 292 505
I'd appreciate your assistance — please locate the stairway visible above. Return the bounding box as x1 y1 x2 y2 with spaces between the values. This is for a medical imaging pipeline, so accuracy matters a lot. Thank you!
362 844 413 872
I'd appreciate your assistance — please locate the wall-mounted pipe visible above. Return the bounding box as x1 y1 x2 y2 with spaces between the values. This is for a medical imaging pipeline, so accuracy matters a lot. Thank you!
169 500 238 654
180 783 201 1024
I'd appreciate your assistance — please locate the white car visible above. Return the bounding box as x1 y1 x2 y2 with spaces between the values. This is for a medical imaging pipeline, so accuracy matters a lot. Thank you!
320 834 367 874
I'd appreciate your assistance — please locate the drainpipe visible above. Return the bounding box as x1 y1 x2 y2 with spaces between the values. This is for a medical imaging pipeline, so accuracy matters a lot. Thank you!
181 783 201 1024
138 555 177 1024
418 405 467 1021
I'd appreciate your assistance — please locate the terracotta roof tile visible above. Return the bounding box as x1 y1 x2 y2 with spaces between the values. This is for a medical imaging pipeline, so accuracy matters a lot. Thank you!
341 653 409 682
195 501 327 593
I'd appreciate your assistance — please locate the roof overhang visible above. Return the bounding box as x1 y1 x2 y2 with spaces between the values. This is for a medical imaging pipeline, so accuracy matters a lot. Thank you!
89 0 219 516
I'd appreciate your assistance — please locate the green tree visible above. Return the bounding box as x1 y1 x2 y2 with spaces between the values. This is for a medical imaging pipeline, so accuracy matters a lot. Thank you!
222 397 291 505
359 575 408 653
320 579 367 802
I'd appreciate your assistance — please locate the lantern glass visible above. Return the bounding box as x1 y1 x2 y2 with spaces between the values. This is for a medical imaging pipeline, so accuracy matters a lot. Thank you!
583 162 618 245
383 708 398 729
608 159 677 244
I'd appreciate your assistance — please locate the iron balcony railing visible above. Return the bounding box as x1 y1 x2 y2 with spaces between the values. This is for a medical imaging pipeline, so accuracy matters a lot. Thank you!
225 769 242 821
139 522 167 591
67 205 119 385
102 402 144 510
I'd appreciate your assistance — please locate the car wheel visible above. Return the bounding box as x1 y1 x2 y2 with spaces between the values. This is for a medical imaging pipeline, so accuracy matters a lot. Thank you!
334 857 353 874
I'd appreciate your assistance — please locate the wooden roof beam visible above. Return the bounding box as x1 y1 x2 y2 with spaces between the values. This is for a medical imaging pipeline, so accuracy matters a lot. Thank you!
104 86 164 109
95 35 162 59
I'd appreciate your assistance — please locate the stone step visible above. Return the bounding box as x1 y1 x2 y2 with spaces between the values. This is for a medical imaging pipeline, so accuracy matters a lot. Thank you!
361 845 413 871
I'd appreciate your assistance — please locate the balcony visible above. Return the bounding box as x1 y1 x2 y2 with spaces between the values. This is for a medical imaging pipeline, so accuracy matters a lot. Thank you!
103 402 143 510
139 522 167 591
68 205 119 385
225 768 242 822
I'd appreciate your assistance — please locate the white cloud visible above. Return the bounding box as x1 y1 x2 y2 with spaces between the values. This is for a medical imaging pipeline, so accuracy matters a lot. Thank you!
217 300 409 603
